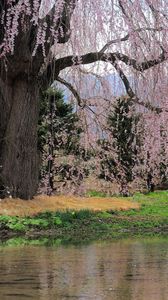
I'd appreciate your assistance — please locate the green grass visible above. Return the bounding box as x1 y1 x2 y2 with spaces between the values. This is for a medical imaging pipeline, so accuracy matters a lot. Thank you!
0 191 167 243
121 190 168 218
0 209 95 232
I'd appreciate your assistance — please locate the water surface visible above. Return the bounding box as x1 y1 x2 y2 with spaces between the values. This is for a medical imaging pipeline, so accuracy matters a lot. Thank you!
0 237 168 299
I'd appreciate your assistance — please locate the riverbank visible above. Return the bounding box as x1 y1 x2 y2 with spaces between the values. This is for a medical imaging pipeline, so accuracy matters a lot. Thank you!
0 191 167 244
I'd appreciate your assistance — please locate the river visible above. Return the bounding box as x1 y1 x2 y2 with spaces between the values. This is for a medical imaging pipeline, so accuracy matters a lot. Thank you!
0 237 167 299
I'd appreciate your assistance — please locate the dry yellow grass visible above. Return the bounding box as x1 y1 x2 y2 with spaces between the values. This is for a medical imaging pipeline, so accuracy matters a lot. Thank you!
0 195 139 217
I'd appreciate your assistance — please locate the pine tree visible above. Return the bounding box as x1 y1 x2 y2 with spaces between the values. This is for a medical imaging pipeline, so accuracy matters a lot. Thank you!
99 96 142 195
38 88 82 194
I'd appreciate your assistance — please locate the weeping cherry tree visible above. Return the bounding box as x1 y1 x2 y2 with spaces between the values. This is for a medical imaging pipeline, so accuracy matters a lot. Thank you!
0 0 168 199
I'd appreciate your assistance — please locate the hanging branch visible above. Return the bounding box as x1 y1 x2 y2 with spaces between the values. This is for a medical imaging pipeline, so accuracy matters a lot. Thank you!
57 76 83 107
110 59 162 113
43 48 167 113
99 27 163 53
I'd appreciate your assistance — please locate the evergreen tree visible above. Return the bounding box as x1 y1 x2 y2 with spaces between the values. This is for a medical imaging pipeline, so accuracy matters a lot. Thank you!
99 96 142 195
38 88 82 154
38 88 82 194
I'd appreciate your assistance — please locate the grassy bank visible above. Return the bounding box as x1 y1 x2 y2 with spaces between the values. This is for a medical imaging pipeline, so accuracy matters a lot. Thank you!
0 191 167 244
0 194 139 216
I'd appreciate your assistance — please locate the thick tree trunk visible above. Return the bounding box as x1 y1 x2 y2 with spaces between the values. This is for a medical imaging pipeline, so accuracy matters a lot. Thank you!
0 76 39 199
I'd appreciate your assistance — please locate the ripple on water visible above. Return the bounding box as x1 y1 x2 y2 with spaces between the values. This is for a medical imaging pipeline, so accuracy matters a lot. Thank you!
0 237 168 300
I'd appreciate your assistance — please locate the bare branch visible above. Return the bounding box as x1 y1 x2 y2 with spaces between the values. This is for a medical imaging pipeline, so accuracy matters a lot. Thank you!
43 47 168 114
145 0 168 21
56 55 167 113
118 0 130 20
99 27 163 53
57 63 163 114
57 76 83 107
57 76 111 117
49 49 167 79
78 67 102 80
57 76 104 110
111 59 162 113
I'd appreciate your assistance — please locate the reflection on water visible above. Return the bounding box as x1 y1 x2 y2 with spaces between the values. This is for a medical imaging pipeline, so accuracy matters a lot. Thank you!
0 237 168 300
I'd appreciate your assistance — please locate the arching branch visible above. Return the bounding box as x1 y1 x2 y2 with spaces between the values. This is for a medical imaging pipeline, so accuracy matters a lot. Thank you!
99 27 163 53
56 76 109 116
57 61 163 113
57 76 83 107
111 59 162 113
43 46 167 113
46 49 167 80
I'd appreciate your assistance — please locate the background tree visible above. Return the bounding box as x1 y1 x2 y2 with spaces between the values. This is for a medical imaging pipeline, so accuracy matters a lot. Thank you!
159 126 168 189
38 87 82 194
38 88 81 153
141 111 168 192
98 96 142 195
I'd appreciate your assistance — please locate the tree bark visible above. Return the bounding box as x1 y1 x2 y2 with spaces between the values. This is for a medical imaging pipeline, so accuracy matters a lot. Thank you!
0 76 39 199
